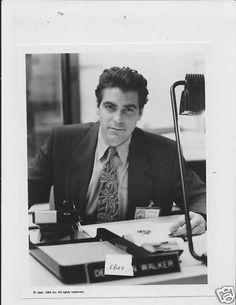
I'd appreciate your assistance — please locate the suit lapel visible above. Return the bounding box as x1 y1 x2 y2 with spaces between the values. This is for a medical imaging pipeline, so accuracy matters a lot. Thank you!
127 128 153 219
65 123 99 220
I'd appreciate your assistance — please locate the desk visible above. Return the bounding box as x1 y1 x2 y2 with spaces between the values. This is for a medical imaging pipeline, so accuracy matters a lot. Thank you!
29 215 207 285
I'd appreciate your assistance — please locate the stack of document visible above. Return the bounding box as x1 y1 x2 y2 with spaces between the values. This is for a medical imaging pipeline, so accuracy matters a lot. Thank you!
123 223 184 253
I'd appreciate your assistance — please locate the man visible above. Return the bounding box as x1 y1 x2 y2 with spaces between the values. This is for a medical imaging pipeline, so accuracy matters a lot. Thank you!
28 66 206 236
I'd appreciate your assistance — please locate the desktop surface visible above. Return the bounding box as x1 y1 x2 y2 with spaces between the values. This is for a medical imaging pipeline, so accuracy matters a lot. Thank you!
28 215 207 286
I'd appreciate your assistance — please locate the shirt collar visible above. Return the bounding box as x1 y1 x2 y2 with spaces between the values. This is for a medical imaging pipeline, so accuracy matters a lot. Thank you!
97 128 131 165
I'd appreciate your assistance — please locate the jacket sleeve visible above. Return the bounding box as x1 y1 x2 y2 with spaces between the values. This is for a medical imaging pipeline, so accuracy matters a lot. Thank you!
28 129 54 207
170 156 206 217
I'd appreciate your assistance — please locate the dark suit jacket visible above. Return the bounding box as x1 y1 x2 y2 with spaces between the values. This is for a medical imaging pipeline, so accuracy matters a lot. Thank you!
28 122 206 224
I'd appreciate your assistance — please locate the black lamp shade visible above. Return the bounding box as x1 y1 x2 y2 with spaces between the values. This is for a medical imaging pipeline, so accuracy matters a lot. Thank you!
179 74 205 115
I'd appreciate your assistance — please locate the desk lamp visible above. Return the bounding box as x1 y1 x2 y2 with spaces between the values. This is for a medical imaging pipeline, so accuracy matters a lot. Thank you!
170 74 207 265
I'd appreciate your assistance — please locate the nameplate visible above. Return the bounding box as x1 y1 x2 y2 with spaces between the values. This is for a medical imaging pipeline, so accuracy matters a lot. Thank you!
104 254 134 276
135 207 160 219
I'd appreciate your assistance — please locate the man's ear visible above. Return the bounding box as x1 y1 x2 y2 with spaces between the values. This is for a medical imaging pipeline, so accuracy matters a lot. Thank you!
138 108 143 121
97 105 100 115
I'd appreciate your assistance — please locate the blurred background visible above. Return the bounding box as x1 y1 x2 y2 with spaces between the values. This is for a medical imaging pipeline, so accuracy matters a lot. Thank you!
26 52 206 181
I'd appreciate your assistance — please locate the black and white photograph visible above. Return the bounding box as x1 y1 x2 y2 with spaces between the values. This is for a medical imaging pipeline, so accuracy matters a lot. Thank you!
2 1 236 305
27 50 207 286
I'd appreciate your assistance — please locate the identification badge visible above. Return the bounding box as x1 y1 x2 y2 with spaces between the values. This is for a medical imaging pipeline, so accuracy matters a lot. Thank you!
134 207 160 219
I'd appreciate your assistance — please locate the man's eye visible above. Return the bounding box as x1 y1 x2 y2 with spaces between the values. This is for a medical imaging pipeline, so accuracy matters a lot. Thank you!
105 105 115 111
125 107 135 113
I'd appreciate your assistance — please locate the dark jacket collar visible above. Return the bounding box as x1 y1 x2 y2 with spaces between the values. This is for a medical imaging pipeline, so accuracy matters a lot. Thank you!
126 128 153 219
65 123 99 221
71 122 99 164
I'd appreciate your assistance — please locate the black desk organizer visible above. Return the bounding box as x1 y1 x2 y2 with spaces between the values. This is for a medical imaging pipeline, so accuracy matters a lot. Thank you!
29 228 182 284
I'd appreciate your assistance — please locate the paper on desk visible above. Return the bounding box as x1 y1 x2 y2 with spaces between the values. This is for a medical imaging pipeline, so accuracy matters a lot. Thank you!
82 221 164 238
105 254 134 276
124 227 184 247
82 221 183 245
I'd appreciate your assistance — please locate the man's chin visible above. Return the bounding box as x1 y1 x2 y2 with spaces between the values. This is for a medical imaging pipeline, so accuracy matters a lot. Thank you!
106 134 128 147
106 138 123 147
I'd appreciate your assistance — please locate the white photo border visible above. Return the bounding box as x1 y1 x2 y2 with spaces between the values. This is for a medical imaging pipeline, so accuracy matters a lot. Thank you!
2 1 236 305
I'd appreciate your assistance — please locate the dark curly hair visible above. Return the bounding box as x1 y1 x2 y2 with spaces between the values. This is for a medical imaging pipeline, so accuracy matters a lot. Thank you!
95 66 149 111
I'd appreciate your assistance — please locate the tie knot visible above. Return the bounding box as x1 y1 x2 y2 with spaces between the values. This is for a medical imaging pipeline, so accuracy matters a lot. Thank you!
107 146 117 160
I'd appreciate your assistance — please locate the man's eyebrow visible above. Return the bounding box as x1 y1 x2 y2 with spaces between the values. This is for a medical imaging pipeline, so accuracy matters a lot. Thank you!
102 101 138 109
103 101 116 105
123 104 138 109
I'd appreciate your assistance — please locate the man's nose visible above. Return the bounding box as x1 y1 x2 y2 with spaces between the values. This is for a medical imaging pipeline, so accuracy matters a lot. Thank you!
113 111 124 124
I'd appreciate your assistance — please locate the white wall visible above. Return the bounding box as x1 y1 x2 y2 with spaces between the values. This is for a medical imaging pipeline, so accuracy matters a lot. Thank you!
79 50 205 131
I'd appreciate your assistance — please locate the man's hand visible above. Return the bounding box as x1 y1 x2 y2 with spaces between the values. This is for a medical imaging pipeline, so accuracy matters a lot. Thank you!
169 211 206 237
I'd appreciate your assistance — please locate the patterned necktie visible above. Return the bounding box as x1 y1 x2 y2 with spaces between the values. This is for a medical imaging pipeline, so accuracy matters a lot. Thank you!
97 146 120 223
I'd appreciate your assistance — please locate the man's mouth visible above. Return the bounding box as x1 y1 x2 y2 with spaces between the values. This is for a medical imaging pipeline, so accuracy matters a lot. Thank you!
109 127 125 132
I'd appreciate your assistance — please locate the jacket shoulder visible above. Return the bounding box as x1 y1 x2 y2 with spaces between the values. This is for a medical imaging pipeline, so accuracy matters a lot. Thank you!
54 122 97 134
50 122 99 148
134 127 177 152
53 122 97 138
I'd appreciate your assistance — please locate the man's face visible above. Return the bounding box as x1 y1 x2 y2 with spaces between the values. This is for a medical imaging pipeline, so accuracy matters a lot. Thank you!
97 87 143 146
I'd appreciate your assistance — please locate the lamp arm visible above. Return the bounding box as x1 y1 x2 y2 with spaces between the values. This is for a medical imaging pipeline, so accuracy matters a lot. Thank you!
170 81 207 265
